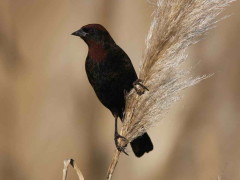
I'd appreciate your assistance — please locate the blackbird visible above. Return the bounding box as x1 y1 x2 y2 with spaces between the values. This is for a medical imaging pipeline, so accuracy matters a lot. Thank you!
72 24 153 157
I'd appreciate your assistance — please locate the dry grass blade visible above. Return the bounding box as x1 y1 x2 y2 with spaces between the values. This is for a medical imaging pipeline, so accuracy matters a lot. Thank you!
63 159 84 180
106 0 235 179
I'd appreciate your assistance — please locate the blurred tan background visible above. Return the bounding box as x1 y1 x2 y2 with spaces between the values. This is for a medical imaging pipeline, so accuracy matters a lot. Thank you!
1 1 240 180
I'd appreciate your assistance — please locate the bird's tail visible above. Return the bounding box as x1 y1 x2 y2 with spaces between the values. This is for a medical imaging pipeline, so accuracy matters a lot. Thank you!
130 133 153 157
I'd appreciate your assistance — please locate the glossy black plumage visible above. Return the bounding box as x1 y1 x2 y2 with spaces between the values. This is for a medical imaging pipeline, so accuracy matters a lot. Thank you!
72 24 153 157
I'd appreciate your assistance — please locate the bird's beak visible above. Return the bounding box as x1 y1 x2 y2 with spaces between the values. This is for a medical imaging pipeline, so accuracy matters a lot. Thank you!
71 29 87 37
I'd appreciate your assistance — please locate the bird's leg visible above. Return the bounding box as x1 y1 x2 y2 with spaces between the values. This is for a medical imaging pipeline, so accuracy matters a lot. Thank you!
114 115 128 155
133 79 149 95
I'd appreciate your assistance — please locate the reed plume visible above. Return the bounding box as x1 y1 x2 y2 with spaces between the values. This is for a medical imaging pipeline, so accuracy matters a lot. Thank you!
107 0 235 179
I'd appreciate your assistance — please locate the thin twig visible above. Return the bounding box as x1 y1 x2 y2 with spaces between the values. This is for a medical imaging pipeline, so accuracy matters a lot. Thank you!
63 159 84 180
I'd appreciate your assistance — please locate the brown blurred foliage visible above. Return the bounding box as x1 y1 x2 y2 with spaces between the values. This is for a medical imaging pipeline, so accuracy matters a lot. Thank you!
0 1 240 180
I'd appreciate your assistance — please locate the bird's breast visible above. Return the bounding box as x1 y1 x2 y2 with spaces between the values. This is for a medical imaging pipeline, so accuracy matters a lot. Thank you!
88 44 107 62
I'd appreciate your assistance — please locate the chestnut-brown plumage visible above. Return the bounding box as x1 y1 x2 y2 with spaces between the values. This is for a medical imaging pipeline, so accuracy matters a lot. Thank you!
72 24 153 157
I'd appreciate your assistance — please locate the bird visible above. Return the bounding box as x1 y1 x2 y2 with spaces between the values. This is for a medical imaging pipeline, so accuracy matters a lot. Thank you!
71 24 153 157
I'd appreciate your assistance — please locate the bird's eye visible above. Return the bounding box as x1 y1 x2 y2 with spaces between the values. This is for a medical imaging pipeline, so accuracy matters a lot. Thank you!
82 27 89 32
82 28 94 34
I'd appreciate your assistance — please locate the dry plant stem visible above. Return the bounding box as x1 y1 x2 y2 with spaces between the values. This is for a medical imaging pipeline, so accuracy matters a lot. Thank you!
106 0 235 179
63 159 84 180
107 129 128 180
106 125 132 180
106 150 121 180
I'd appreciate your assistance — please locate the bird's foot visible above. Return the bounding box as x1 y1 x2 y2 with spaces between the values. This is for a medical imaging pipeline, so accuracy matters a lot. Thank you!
114 133 129 155
133 79 149 95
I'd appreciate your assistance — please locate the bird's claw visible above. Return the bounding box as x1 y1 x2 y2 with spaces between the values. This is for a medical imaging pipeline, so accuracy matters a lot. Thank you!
133 79 149 95
114 133 129 155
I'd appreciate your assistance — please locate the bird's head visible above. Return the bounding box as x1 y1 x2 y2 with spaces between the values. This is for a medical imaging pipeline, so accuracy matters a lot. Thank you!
71 24 115 46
